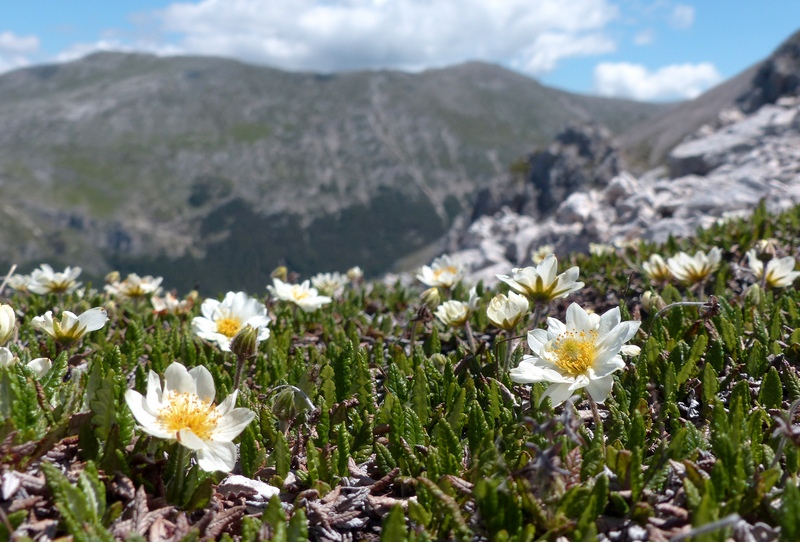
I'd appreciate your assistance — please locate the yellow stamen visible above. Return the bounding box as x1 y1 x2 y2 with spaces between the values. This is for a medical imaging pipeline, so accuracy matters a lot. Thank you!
433 266 457 279
216 316 242 338
157 392 219 440
554 331 597 375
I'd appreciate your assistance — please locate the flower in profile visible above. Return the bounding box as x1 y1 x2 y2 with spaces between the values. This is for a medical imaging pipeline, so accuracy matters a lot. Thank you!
5 273 31 293
589 243 615 257
434 288 479 328
486 292 529 331
531 244 554 265
27 264 82 295
496 254 583 304
666 248 722 285
0 304 15 345
311 272 349 298
124 362 256 472
509 303 640 406
642 254 671 283
192 291 270 352
420 287 441 309
745 249 800 289
416 255 465 289
0 348 52 378
105 273 163 300
32 308 109 344
268 278 332 312
152 291 195 316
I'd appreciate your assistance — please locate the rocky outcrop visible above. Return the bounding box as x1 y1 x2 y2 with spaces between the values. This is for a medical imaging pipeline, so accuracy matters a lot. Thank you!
447 96 800 284
469 122 623 220
738 30 800 113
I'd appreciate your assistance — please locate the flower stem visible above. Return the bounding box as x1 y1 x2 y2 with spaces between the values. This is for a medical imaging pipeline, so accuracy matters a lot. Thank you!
464 320 477 353
530 302 544 330
167 441 189 504
588 395 606 456
233 353 245 391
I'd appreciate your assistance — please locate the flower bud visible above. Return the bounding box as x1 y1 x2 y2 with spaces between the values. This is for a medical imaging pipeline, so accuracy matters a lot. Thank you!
346 266 363 282
230 324 259 360
0 304 16 345
420 287 441 309
104 270 120 285
641 291 666 313
271 266 288 281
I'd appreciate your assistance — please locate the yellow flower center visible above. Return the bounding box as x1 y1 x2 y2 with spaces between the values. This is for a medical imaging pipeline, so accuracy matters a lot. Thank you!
49 280 72 293
157 392 219 440
433 266 457 280
553 331 597 375
123 284 147 298
293 289 311 300
216 316 242 338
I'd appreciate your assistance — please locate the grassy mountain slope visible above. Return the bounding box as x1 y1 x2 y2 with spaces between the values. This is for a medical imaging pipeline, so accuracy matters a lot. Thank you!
0 53 669 291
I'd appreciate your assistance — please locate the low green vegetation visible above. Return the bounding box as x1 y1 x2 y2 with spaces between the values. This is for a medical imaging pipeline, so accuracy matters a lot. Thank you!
2 202 800 541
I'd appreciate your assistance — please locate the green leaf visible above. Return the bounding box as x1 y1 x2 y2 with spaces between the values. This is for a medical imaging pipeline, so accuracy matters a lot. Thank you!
381 505 409 541
759 366 783 410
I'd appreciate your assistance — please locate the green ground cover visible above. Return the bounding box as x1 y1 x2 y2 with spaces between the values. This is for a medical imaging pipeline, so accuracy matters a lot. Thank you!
2 201 800 541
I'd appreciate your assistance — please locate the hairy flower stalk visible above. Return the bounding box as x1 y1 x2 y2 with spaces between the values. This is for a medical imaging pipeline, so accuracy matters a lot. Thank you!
230 324 259 391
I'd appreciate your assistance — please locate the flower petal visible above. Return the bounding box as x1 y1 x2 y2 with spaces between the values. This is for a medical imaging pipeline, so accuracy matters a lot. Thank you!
539 382 575 407
212 408 256 441
125 390 172 439
196 440 237 472
177 428 206 450
163 362 196 395
189 365 216 403
77 308 109 332
585 375 615 403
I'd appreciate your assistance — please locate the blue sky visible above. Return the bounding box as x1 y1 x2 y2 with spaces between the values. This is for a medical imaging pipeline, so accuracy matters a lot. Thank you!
0 1 798 101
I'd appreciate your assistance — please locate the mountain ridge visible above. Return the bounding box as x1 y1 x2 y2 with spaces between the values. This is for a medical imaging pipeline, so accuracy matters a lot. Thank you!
0 52 671 292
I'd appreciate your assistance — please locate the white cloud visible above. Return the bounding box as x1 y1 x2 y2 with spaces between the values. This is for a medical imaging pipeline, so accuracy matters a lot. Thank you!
155 0 619 75
0 31 39 54
633 28 654 45
670 4 695 29
0 31 39 74
593 61 722 101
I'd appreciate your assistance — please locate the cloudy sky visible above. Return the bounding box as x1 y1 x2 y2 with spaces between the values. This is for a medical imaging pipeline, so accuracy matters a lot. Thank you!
1 1 798 102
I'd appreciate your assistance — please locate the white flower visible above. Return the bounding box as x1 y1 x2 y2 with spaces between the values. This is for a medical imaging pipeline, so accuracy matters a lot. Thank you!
589 243 615 256
496 254 584 303
434 287 479 328
0 304 15 345
152 291 195 315
510 303 640 406
27 264 82 295
268 278 332 312
5 274 31 292
105 273 163 300
666 248 722 285
124 362 256 473
486 292 529 330
192 292 270 352
311 272 349 298
531 245 554 265
642 254 671 283
416 255 465 289
746 249 800 289
32 308 109 344
346 266 364 282
0 347 52 378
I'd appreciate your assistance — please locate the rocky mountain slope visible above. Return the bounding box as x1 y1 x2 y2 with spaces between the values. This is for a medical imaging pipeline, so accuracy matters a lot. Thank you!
0 53 668 292
448 96 800 284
